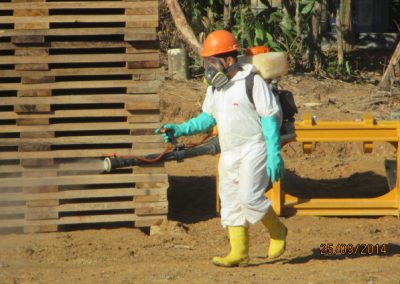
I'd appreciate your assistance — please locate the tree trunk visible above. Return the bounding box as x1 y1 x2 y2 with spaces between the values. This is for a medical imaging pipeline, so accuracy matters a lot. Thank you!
336 1 344 66
282 0 294 18
223 0 231 30
379 41 400 91
295 0 301 38
165 0 202 55
307 0 322 71
340 0 353 52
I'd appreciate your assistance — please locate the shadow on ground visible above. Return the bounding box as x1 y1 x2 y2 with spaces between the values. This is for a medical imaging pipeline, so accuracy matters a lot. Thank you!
167 176 217 224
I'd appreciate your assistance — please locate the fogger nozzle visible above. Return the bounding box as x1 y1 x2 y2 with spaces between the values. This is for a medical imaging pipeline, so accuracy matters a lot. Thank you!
103 137 221 172
103 157 112 172
103 156 140 172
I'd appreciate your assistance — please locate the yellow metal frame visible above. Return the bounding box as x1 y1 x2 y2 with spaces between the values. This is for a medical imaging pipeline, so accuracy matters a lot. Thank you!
216 114 400 217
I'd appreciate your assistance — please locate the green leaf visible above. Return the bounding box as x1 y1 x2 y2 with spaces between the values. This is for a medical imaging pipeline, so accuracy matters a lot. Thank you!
301 2 315 14
280 15 293 30
345 61 352 75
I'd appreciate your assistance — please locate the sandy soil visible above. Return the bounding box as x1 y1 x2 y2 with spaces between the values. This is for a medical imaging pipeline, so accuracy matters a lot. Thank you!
1 75 400 284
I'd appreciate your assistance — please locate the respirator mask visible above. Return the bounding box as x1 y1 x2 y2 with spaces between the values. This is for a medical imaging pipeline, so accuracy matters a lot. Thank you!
204 57 233 90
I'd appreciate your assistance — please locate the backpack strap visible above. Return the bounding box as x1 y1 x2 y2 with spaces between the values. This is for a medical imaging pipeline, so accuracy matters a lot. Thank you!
245 72 256 107
212 72 256 107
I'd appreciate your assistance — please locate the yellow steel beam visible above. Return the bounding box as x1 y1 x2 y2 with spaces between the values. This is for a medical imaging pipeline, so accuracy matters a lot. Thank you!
217 113 400 217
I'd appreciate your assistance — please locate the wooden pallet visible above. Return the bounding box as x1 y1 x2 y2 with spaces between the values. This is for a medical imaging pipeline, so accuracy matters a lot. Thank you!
0 0 168 233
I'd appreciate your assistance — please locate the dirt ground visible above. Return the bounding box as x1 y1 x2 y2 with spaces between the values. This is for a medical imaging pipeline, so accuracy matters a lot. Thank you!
1 75 400 284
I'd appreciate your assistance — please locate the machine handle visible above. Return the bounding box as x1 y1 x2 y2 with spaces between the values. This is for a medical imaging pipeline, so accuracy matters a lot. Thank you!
160 128 178 146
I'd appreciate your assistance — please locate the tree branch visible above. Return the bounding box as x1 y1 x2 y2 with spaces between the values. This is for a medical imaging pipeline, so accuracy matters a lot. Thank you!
165 0 202 55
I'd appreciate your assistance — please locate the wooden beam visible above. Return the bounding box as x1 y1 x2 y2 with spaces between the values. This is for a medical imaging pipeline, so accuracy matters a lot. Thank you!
2 94 160 105
0 28 156 38
1 53 159 65
0 173 168 188
0 147 165 160
0 135 162 146
1 15 158 24
2 1 159 9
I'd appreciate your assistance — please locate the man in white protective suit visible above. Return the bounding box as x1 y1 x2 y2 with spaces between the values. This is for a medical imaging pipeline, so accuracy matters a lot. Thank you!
156 30 287 267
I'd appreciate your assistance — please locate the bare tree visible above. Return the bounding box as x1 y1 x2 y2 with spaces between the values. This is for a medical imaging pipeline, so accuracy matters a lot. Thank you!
336 1 344 66
340 0 353 52
223 0 232 30
379 41 400 91
307 0 323 71
165 0 202 55
295 0 301 38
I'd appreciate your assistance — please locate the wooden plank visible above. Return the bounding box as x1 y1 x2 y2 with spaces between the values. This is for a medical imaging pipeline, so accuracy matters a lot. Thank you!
18 201 168 215
128 114 161 123
131 142 164 149
125 102 160 110
0 41 159 50
1 53 159 65
126 21 158 28
135 206 168 216
0 109 132 119
0 28 156 38
15 49 49 57
0 214 167 228
135 195 167 202
135 217 165 227
16 118 49 125
59 201 168 212
9 0 46 3
0 173 168 188
0 206 25 215
126 7 158 15
126 60 160 69
13 9 48 17
18 89 52 97
25 211 58 220
1 187 168 202
125 19 158 28
0 122 161 133
1 15 158 24
125 28 156 41
15 63 49 71
2 1 159 9
14 104 51 113
20 131 54 139
21 158 54 167
2 94 160 105
23 224 58 233
0 67 164 77
0 147 165 160
11 36 45 44
15 23 49 30
0 135 162 146
1 80 162 91
26 200 59 207
21 76 55 84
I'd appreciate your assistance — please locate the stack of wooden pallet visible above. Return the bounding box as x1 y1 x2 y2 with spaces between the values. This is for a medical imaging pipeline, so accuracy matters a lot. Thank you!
0 0 168 233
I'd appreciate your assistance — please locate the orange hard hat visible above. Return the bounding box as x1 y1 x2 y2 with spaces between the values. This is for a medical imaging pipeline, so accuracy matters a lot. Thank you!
246 46 270 55
200 30 239 58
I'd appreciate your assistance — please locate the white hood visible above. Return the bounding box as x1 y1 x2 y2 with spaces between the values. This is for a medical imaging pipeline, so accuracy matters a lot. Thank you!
230 63 256 82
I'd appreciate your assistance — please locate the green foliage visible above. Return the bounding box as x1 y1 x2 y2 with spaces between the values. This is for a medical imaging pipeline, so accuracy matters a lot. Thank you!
183 0 350 77
323 52 356 80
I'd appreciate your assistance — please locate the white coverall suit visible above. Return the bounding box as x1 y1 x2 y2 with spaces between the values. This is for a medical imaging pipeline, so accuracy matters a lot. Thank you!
202 64 281 228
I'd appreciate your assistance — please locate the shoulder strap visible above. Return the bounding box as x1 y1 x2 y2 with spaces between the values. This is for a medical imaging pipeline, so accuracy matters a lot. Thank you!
245 72 256 106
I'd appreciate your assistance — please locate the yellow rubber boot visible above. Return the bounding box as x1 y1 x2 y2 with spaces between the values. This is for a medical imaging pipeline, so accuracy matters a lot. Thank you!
212 226 249 267
261 208 287 259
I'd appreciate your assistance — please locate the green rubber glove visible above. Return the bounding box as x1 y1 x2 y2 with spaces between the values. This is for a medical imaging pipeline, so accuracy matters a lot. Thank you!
155 112 216 142
261 115 285 182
